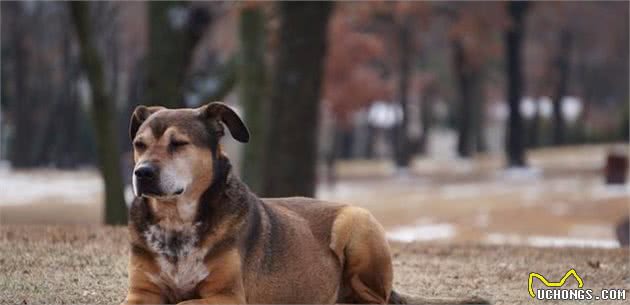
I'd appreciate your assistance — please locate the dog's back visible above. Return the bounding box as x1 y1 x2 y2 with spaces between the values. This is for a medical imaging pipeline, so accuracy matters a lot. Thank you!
262 197 347 246
238 196 347 303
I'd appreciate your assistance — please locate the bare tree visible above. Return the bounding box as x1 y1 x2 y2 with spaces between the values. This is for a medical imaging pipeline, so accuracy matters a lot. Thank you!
5 2 33 167
69 1 127 225
261 2 332 197
452 39 483 158
551 29 571 145
393 17 413 168
371 2 430 168
144 2 210 108
504 1 529 167
238 5 267 194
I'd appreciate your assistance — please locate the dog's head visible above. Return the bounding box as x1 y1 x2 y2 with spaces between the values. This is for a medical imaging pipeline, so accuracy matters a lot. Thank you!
129 102 249 200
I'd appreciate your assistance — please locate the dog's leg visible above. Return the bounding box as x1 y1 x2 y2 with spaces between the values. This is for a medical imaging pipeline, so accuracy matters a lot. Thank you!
178 249 246 305
121 270 164 305
121 287 163 305
177 294 245 305
331 207 393 304
121 252 165 305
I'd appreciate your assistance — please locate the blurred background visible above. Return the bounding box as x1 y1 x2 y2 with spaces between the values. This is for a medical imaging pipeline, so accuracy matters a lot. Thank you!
0 1 628 249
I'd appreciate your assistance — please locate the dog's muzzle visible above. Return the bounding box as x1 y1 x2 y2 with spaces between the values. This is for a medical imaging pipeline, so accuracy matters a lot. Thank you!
133 162 185 198
133 163 163 197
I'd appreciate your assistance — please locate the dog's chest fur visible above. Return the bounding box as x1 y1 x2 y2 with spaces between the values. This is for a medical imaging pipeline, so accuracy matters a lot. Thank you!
143 221 209 300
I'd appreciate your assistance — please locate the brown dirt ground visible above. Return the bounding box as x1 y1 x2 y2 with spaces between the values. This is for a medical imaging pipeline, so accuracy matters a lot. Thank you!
1 225 629 305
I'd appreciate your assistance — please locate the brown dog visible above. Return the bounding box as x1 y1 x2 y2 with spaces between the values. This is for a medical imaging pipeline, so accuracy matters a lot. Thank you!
122 102 402 305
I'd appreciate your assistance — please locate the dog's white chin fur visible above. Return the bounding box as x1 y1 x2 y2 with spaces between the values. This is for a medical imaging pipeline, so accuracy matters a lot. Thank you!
132 175 142 197
158 159 192 198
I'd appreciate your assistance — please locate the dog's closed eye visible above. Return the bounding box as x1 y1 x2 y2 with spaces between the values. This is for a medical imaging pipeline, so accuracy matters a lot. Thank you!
170 140 189 149
133 141 147 151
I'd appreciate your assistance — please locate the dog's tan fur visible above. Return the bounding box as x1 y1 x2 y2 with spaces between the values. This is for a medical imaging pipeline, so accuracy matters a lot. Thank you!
122 102 398 305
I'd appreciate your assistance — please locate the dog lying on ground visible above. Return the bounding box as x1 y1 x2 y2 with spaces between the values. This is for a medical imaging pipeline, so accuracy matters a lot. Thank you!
122 102 487 305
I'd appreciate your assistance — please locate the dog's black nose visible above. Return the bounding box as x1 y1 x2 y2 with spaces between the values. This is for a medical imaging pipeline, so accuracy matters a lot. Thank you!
134 164 157 179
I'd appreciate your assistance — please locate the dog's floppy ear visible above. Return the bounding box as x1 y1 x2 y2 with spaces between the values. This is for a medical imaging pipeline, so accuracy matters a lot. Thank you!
129 105 164 140
200 102 250 143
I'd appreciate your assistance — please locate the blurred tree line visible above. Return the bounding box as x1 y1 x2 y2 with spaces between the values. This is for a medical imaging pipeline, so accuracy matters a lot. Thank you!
1 1 628 224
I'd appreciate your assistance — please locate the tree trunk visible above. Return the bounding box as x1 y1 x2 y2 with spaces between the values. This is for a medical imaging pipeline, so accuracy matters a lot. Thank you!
365 125 376 159
238 7 267 194
69 1 127 225
335 125 354 160
393 20 412 168
201 56 238 103
144 2 210 108
453 39 473 158
504 1 529 167
54 21 80 169
471 74 486 153
551 29 571 146
7 2 36 168
418 85 435 155
261 2 332 197
453 38 486 158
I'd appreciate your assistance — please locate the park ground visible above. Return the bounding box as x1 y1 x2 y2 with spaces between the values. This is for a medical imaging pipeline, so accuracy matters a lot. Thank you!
2 144 628 247
1 144 629 304
0 226 628 305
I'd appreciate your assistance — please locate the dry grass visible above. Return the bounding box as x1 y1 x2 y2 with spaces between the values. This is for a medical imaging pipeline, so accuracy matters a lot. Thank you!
0 226 128 305
1 225 629 305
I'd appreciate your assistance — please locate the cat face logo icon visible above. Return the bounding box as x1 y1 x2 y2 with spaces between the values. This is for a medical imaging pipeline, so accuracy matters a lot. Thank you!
528 269 584 298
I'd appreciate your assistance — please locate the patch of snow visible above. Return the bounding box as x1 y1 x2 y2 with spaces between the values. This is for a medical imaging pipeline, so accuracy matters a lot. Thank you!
527 235 619 249
484 232 619 249
0 170 102 206
440 184 483 200
562 96 583 122
538 96 553 118
387 223 456 242
485 233 523 245
498 166 542 181
520 97 537 118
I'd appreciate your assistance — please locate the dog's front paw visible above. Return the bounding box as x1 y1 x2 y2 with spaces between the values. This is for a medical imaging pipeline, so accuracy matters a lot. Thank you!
177 295 245 305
